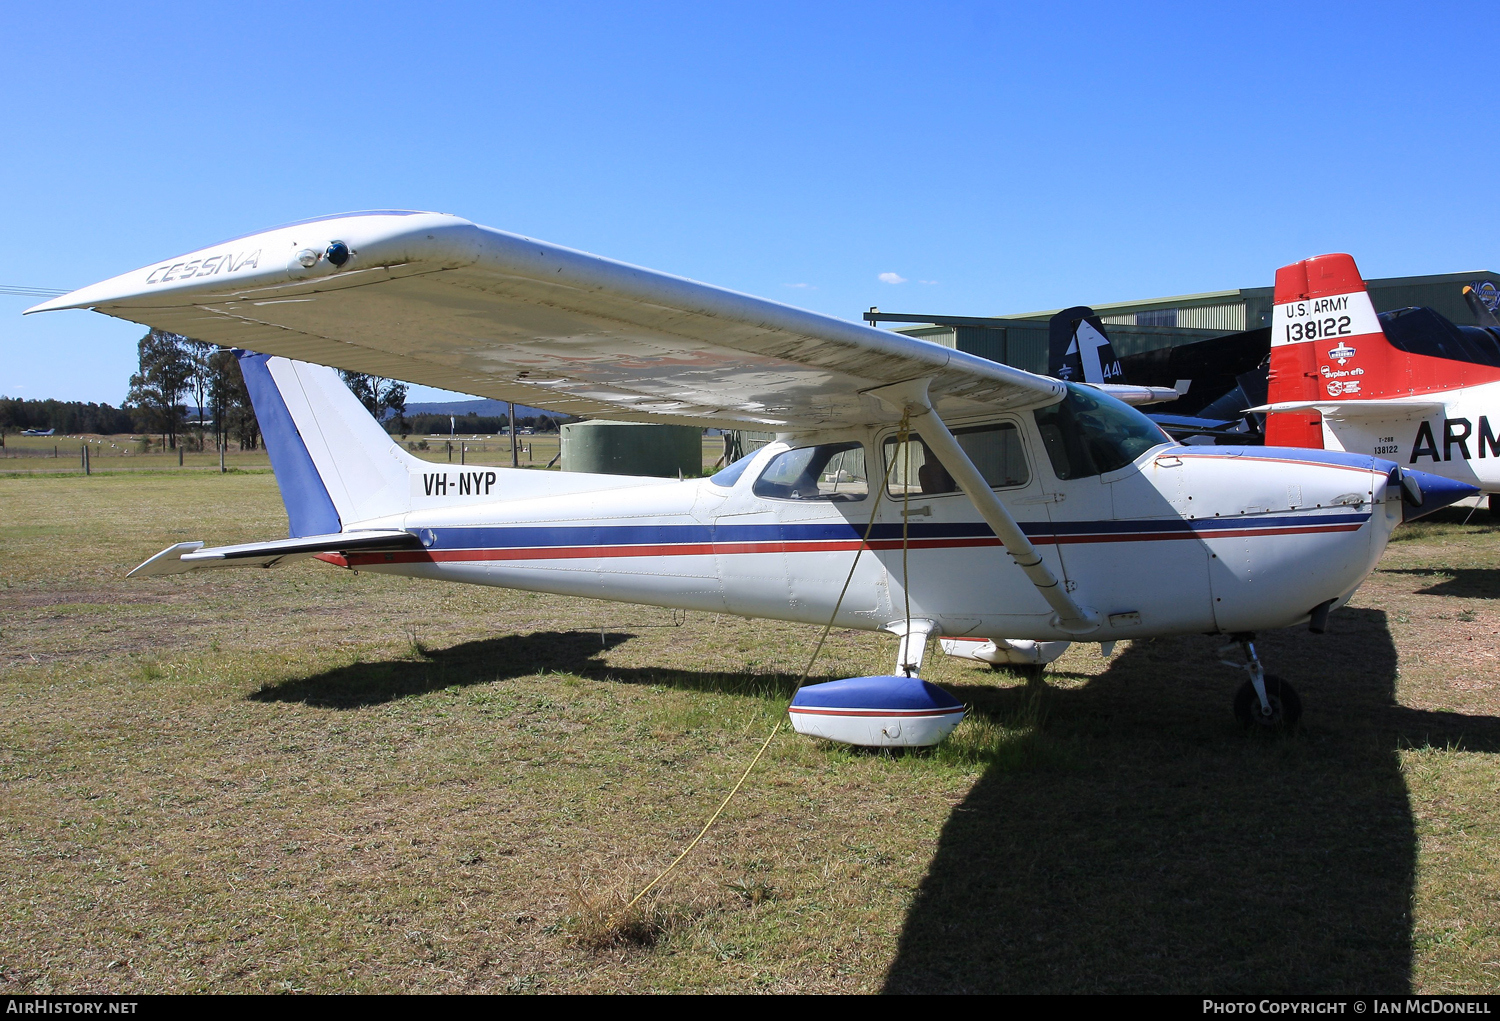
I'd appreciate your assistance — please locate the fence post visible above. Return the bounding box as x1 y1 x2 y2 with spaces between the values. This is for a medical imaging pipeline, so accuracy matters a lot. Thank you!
84 445 90 475
219 442 225 474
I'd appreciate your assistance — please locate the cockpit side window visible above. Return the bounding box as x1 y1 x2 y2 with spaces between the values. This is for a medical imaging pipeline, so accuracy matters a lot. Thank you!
751 442 868 501
1033 383 1169 480
883 422 1029 497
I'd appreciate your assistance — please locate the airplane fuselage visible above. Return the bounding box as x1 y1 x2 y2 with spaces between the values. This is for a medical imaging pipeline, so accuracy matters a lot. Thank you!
334 419 1404 643
1318 382 1500 495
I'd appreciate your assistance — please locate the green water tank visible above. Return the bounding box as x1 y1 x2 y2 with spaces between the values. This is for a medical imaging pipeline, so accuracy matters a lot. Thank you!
559 420 703 478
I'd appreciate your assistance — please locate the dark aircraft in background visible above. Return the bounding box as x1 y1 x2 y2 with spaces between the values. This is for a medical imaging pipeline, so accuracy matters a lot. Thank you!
1046 306 1271 443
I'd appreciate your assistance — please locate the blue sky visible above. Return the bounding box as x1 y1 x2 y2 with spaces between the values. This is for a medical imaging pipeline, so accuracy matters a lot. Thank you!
2 1 1491 404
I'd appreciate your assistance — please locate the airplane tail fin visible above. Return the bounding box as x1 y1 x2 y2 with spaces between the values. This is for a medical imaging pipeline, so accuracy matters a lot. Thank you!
1264 254 1385 447
236 352 679 538
237 352 423 535
1048 306 1124 383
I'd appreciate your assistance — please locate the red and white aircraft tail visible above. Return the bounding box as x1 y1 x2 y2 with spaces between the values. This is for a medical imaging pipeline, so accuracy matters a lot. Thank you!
1257 253 1500 497
1264 254 1386 447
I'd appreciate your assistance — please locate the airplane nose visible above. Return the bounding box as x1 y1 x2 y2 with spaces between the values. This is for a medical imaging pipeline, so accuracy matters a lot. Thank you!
1393 466 1481 521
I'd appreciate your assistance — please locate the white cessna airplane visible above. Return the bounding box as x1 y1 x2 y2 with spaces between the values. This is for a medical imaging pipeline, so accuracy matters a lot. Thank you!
27 211 1476 732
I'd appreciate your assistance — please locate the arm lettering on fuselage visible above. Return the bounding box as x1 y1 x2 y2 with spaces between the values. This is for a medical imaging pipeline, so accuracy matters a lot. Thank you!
1444 418 1473 461
1411 421 1441 463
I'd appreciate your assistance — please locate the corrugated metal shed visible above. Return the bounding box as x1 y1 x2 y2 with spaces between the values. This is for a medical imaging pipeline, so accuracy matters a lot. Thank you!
881 268 1500 373
1102 303 1247 331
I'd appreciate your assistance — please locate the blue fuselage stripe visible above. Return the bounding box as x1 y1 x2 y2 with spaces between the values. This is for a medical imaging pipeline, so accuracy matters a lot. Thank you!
414 513 1371 552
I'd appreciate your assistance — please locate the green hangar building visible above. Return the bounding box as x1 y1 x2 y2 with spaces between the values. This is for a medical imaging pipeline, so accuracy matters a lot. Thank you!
869 269 1500 373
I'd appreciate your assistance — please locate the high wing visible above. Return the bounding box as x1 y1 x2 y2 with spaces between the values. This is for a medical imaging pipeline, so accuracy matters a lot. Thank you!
29 210 1064 429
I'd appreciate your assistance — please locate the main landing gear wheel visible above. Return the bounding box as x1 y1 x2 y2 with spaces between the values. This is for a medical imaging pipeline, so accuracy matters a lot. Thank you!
1220 636 1301 731
1233 673 1302 729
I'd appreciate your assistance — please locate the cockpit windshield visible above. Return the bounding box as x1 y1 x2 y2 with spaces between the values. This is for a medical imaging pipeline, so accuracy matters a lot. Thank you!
1379 306 1500 369
709 450 759 488
1033 383 1170 480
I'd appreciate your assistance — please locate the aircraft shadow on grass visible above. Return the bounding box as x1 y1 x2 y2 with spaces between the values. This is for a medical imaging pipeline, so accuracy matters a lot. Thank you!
249 629 814 708
1381 568 1500 599
252 612 1500 993
882 606 1500 994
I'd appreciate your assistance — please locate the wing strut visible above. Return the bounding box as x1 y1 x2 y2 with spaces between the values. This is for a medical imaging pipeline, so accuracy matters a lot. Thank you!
869 378 1102 636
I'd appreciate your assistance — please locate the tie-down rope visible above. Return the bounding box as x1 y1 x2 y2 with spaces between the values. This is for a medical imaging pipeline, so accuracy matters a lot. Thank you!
621 411 914 915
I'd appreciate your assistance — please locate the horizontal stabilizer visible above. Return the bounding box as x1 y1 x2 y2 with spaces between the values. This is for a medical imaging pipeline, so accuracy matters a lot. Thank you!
1087 383 1182 406
1151 413 1250 439
128 530 421 578
1245 399 1444 420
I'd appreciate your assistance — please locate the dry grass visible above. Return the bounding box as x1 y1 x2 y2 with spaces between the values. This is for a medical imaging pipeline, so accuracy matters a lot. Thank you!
564 888 687 952
1 471 1498 993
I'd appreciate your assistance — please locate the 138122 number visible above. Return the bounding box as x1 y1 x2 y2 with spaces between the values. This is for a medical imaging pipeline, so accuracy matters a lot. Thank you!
1285 315 1352 342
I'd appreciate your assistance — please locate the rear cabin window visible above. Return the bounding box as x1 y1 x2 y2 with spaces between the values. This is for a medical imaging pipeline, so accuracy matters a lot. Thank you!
883 422 1029 497
752 442 868 501
1033 383 1168 480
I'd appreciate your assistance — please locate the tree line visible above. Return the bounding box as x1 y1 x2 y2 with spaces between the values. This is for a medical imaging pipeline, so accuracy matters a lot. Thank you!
121 331 261 450
3 329 562 444
128 330 419 450
404 412 560 435
0 397 136 435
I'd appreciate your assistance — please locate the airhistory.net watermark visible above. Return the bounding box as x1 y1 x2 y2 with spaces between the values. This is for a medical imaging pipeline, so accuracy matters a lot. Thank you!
5 1003 137 1015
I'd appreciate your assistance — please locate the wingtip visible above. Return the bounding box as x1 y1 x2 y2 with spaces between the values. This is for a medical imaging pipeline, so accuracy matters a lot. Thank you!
127 540 206 578
23 292 86 315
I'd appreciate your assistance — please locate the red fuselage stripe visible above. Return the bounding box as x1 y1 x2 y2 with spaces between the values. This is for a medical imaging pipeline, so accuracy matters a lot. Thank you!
341 522 1364 568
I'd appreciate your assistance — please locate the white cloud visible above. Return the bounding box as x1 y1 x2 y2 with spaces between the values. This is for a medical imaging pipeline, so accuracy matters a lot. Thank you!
784 282 816 289
878 272 907 285
918 279 939 285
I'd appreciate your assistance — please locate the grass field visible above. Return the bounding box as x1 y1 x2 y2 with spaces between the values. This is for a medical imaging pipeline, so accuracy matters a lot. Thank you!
2 469 1498 993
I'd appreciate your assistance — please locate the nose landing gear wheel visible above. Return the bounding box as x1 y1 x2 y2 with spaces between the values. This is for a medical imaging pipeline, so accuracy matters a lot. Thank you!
1233 673 1302 729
